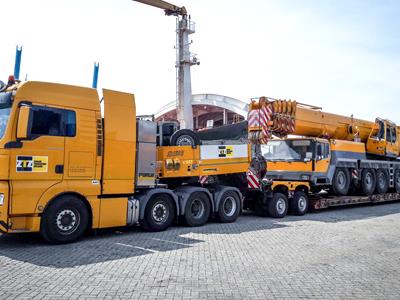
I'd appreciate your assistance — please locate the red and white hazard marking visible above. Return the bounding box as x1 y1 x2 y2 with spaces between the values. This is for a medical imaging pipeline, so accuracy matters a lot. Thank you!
352 169 359 179
199 176 208 185
247 169 260 189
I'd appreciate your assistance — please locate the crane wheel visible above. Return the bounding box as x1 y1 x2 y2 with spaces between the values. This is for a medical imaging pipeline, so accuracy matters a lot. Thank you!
361 168 376 195
170 129 201 146
375 169 389 194
267 193 288 218
183 192 211 227
290 191 308 216
217 191 241 223
332 168 350 196
40 195 89 244
394 170 400 193
141 194 175 232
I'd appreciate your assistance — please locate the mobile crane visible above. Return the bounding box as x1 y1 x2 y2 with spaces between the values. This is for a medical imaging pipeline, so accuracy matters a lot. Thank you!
244 97 400 217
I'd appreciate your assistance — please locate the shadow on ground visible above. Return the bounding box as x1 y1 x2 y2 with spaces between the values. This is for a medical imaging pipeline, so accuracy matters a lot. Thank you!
0 201 399 268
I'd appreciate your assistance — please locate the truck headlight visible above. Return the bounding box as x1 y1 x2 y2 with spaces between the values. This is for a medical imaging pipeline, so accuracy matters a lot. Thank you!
0 194 4 206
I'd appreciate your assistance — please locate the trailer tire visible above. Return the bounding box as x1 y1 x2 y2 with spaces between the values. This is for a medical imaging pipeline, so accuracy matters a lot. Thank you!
217 191 241 223
267 193 288 218
40 195 89 244
170 129 200 146
290 191 308 216
332 168 350 196
183 192 210 227
394 170 400 193
375 169 389 194
361 168 376 195
141 194 175 232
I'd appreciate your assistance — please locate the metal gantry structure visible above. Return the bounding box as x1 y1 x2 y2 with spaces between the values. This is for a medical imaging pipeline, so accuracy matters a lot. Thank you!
133 0 199 129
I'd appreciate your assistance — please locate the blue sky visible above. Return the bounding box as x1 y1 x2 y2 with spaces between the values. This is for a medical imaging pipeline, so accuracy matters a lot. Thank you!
1 0 399 122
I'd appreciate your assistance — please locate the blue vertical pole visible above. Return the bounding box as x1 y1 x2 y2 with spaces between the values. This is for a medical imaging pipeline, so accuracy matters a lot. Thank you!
14 46 22 80
92 62 99 88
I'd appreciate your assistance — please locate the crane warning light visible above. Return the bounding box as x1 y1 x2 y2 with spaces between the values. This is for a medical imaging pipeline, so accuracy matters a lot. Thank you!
8 75 16 85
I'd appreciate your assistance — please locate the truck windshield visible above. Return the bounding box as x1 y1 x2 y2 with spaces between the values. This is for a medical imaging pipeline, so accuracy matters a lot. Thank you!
0 92 12 139
261 140 314 162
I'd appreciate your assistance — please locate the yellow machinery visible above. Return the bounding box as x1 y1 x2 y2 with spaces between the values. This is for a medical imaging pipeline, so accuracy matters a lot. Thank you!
244 96 400 217
0 78 246 243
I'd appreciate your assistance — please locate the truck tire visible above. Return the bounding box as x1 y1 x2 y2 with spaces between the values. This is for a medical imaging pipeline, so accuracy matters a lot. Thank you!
332 168 350 196
217 191 241 223
141 194 175 232
40 195 89 244
290 191 308 216
183 192 210 227
170 129 200 146
361 168 376 195
375 169 389 194
394 170 400 193
267 193 288 218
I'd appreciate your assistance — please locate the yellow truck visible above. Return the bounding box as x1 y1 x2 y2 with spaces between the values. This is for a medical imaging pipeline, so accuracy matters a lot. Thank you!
0 78 248 243
244 97 400 217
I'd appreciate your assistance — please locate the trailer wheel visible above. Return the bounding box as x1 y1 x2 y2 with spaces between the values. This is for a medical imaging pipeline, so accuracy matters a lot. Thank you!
267 193 288 218
141 194 175 232
394 170 400 193
361 168 376 195
183 192 211 227
332 168 350 196
40 195 89 244
290 191 308 216
375 169 389 194
217 191 241 223
170 129 200 146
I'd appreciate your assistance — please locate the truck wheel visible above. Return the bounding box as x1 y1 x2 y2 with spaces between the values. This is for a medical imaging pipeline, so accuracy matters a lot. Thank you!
170 129 200 146
375 169 389 194
141 194 175 232
184 192 210 227
40 195 89 244
361 168 376 195
394 170 400 193
332 168 350 196
217 191 241 223
290 191 308 216
267 193 288 218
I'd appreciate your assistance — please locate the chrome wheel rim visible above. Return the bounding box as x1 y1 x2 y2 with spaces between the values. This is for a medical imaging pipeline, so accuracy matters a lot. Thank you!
298 196 307 212
223 196 237 217
56 209 79 234
337 171 346 189
276 198 286 215
190 199 205 219
176 136 195 146
152 202 169 224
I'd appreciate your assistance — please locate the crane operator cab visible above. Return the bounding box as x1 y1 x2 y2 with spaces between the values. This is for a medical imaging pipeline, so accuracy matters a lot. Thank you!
367 118 399 159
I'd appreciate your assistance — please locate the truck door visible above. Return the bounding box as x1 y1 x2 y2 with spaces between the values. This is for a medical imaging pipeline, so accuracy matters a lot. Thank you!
385 125 398 158
9 105 69 215
315 142 330 173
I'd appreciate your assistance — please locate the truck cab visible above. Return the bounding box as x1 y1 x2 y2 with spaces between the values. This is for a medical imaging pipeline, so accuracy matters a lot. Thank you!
262 138 331 187
0 79 244 243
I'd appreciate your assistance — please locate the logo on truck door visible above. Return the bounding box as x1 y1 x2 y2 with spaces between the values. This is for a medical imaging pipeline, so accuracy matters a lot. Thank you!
218 146 233 157
16 156 48 172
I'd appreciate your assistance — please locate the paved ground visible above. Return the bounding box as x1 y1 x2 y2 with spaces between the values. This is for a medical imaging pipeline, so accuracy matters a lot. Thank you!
1 202 400 299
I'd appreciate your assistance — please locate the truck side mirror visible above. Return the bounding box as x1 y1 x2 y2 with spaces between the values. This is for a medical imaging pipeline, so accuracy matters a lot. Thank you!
17 105 31 140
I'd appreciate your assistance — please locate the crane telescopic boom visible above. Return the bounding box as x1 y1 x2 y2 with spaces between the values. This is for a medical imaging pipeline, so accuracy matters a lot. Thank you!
248 97 399 158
